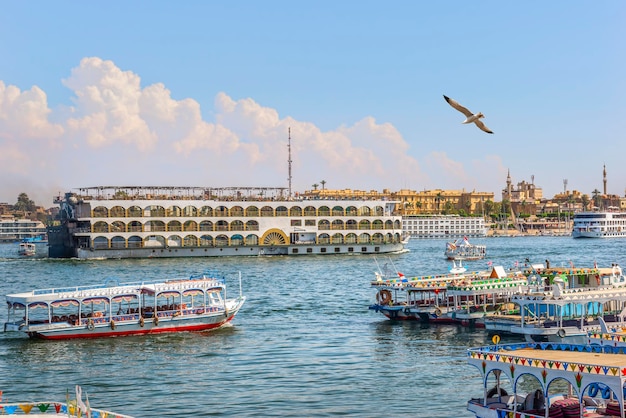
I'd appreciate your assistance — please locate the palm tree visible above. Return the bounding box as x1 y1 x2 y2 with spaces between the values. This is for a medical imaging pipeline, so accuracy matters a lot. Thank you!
435 192 443 214
591 189 602 210
581 194 590 211
415 201 422 213
320 180 326 191
312 184 319 191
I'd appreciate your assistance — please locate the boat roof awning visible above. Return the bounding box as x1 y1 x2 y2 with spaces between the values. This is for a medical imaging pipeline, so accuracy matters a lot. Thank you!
50 299 80 308
82 297 109 305
112 294 138 303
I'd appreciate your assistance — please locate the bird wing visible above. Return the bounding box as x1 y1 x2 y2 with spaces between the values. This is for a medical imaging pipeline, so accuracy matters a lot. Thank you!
443 95 473 117
474 119 493 134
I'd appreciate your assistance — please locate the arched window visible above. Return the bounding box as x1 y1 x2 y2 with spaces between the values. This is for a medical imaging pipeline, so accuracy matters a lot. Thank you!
246 206 259 217
346 219 357 230
93 206 108 218
304 206 316 216
372 220 384 230
359 220 371 230
318 220 330 230
199 221 213 231
290 206 302 216
230 206 244 217
93 236 109 249
145 220 166 232
183 235 198 247
199 235 213 247
110 206 126 217
318 206 330 216
199 206 213 217
111 236 126 249
111 221 126 233
246 220 259 231
215 206 229 217
128 236 142 248
359 206 371 216
331 233 343 244
183 206 198 217
167 206 182 217
372 233 384 243
216 220 228 231
231 234 244 246
145 205 165 217
331 220 344 230
318 233 330 244
128 206 142 217
167 235 182 247
230 220 244 231
358 233 371 243
275 206 288 217
93 221 109 233
183 220 198 231
168 221 182 232
128 220 142 232
385 220 394 229
215 235 229 246
345 206 358 216
260 206 274 217
345 233 357 244
245 234 259 245
332 206 344 216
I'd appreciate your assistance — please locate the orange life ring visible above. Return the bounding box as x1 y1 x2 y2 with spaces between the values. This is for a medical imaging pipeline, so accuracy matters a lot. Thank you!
377 290 392 305
139 316 145 327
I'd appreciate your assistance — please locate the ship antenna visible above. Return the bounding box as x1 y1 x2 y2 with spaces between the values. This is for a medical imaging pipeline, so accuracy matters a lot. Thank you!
287 127 292 199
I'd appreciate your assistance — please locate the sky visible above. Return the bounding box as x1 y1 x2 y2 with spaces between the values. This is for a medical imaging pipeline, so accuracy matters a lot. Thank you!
1 2 625 207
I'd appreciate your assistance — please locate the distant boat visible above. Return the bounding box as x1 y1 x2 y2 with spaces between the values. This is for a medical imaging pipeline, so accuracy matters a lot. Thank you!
444 236 486 260
17 241 36 257
572 210 626 238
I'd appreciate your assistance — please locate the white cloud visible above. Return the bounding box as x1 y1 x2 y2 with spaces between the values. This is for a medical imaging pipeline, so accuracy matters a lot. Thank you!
0 57 502 205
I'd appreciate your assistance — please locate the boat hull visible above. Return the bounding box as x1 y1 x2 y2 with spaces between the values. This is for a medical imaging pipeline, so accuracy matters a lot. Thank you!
17 300 244 340
75 243 405 259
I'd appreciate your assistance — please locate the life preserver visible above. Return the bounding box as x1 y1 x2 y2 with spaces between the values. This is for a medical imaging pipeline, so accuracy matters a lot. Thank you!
404 307 411 315
588 383 599 398
110 320 116 330
154 316 159 326
557 328 566 338
139 317 145 327
596 274 601 285
435 308 442 317
376 290 392 305
486 387 508 398
87 319 95 331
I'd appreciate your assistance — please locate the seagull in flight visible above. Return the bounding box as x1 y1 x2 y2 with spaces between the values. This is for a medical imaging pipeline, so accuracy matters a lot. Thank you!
443 95 493 134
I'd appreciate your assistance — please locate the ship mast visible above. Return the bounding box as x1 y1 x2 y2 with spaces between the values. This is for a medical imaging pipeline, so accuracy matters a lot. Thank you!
287 127 292 199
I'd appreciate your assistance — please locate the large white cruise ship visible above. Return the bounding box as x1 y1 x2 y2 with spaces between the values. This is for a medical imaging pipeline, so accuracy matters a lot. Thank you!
572 210 626 238
402 215 487 239
47 186 405 258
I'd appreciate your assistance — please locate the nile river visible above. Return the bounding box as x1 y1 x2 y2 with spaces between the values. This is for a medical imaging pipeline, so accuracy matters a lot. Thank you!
1 237 626 417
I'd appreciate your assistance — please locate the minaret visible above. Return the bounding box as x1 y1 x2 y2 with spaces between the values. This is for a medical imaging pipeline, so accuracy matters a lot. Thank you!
287 127 292 199
603 164 607 195
506 170 512 199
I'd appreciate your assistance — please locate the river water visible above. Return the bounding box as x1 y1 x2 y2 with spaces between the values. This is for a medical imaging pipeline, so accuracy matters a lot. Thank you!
1 237 626 417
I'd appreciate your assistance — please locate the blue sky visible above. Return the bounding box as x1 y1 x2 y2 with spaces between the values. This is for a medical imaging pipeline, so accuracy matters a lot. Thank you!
1 2 625 206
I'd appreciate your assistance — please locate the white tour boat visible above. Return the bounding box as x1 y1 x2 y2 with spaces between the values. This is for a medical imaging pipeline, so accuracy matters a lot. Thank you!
18 241 37 257
47 186 405 259
447 268 528 328
486 266 626 344
467 341 626 418
572 210 626 238
444 236 486 260
369 262 520 324
3 271 245 340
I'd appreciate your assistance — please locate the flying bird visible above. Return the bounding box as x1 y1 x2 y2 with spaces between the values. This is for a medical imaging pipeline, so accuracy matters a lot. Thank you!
443 95 493 134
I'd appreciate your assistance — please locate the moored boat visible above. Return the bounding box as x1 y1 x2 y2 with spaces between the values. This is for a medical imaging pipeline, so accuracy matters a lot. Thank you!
572 210 626 238
447 269 528 328
47 186 405 259
368 262 519 324
3 271 245 339
467 341 626 417
444 236 486 260
0 385 133 417
486 266 626 343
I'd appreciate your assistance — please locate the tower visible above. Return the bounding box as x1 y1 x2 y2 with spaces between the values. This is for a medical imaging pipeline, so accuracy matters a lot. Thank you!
603 164 607 195
287 127 293 199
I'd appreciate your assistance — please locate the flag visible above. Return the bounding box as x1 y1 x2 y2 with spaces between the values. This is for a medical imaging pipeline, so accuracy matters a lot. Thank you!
397 272 404 278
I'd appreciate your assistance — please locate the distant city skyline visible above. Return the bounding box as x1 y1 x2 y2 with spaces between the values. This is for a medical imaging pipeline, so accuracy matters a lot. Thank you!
1 2 625 205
